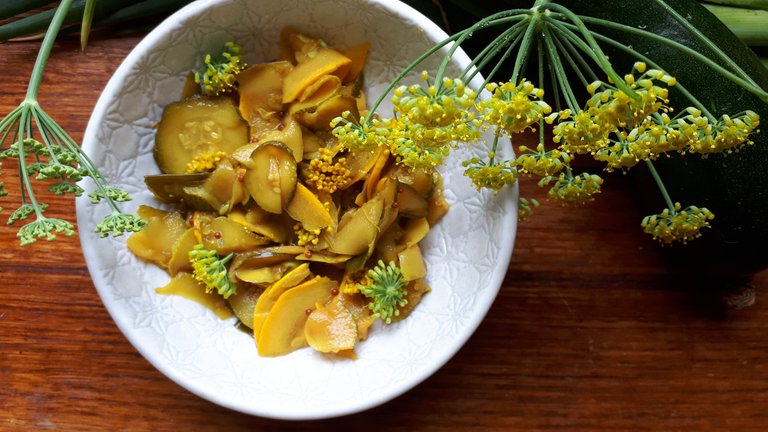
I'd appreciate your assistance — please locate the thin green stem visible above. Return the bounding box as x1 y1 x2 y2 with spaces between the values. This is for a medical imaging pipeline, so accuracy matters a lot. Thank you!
538 37 546 149
540 3 637 98
478 27 526 88
645 159 676 213
510 13 539 83
555 28 600 83
651 0 758 88
80 0 96 50
569 22 718 121
547 47 562 113
43 110 119 211
0 108 23 145
366 10 531 121
543 26 578 111
434 11 530 84
25 0 75 101
17 109 45 218
364 33 463 122
30 106 60 165
571 14 768 102
464 20 527 83
488 128 501 165
550 30 589 88
541 16 600 63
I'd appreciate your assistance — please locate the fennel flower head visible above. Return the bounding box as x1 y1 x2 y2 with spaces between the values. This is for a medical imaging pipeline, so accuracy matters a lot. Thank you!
477 80 552 134
641 203 715 245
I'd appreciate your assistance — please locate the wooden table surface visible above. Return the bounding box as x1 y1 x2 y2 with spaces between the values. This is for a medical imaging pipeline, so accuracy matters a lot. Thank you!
3 33 768 432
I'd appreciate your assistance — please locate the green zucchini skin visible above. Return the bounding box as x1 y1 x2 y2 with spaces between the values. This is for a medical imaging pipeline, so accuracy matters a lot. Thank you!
407 0 768 280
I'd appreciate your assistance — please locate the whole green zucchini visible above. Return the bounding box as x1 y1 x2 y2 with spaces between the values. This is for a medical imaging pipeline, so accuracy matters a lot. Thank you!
405 0 768 288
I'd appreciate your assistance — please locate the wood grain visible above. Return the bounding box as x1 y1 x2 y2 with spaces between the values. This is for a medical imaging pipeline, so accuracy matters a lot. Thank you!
2 34 768 432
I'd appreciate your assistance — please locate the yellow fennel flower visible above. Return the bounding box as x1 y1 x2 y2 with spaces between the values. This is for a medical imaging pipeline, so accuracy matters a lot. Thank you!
514 143 568 177
188 244 235 298
331 111 389 151
306 146 351 193
462 156 518 191
539 172 603 205
518 197 540 222
392 74 476 128
477 80 552 134
387 115 475 169
194 42 246 96
686 111 760 155
641 203 714 245
594 128 656 172
551 109 611 155
588 69 672 130
634 116 689 155
294 223 323 247
185 150 228 174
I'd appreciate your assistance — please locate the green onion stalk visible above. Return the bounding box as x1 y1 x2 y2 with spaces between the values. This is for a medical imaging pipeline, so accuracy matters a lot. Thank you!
0 0 145 245
332 0 767 245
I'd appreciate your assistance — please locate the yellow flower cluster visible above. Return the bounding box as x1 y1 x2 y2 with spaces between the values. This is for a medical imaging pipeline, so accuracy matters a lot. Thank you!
294 223 323 246
550 66 672 158
679 110 760 156
546 63 760 179
588 71 671 130
185 150 228 174
188 244 235 298
306 147 351 193
518 197 540 222
385 74 483 169
515 144 569 176
539 172 604 205
462 156 517 191
477 80 552 134
594 130 654 171
331 112 388 151
551 109 611 154
392 73 476 128
329 63 758 245
641 203 715 244
390 131 452 169
194 42 246 96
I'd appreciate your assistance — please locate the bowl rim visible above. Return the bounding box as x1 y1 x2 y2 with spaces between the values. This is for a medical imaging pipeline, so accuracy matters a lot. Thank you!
78 0 518 420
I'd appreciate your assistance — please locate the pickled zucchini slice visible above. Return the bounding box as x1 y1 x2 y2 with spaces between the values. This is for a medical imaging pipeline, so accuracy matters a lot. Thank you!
154 96 248 174
243 141 298 214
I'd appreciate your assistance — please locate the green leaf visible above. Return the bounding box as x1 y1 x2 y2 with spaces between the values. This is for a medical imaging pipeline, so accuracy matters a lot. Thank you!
0 0 56 22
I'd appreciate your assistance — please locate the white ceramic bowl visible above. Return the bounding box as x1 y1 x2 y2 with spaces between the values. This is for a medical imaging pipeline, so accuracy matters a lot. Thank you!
77 0 518 420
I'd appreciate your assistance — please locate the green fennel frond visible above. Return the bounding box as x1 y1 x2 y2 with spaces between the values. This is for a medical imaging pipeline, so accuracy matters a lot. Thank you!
194 42 246 96
17 218 75 246
358 260 408 324
0 0 144 246
89 186 132 203
188 244 236 298
49 181 84 197
7 203 47 226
